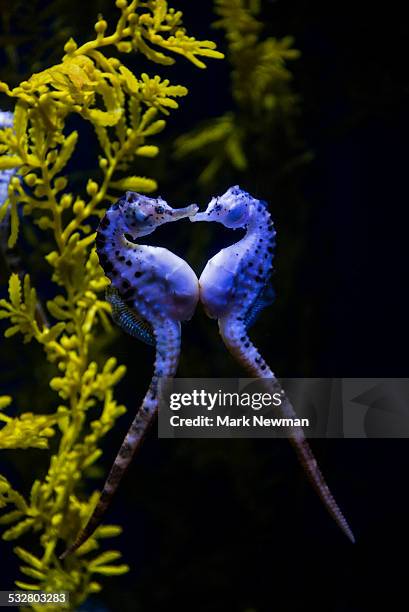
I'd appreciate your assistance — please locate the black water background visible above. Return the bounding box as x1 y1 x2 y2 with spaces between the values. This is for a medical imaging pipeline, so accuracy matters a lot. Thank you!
0 1 408 610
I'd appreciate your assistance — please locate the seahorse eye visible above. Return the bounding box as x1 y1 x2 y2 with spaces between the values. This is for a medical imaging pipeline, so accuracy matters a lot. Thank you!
227 202 244 223
134 208 148 223
155 205 165 214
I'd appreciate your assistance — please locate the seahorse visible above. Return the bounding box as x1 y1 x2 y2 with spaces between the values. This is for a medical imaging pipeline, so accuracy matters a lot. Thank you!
0 110 49 327
60 191 199 559
0 111 17 259
191 185 355 543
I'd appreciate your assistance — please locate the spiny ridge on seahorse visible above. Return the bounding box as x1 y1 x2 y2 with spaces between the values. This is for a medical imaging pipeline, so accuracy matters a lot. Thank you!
191 185 355 543
60 192 199 559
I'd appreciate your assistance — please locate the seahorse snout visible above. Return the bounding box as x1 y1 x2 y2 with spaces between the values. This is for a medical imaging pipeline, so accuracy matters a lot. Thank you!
171 204 199 220
189 210 209 222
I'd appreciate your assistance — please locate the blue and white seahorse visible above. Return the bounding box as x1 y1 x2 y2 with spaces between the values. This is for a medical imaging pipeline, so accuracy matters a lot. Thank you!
0 110 24 275
60 192 199 558
191 185 355 543
0 109 50 327
0 111 15 214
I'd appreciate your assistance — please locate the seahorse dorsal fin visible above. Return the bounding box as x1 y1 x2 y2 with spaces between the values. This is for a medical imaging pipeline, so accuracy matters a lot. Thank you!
105 286 155 346
244 281 276 329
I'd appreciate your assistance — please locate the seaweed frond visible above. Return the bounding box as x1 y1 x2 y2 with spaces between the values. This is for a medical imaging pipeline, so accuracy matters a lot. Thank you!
174 0 300 184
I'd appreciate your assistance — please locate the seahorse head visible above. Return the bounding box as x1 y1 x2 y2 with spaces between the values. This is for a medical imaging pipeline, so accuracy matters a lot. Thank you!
112 191 198 238
191 185 262 229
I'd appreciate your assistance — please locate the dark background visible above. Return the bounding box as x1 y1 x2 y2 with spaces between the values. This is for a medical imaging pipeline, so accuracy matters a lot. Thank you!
1 1 408 610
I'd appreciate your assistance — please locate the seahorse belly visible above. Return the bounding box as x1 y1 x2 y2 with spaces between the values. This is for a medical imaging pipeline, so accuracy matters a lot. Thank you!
199 246 242 318
147 247 199 321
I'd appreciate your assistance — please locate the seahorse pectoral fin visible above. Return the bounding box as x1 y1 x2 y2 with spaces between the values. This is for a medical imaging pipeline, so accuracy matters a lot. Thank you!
244 281 276 329
105 286 155 346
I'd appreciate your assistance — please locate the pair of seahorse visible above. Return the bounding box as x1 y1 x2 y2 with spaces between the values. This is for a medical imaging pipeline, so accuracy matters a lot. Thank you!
60 186 354 559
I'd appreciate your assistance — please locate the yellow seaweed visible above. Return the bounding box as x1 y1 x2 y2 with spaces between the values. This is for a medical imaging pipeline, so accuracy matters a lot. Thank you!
0 1 223 607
